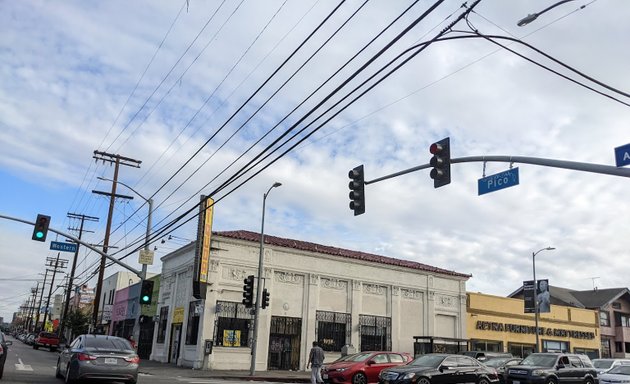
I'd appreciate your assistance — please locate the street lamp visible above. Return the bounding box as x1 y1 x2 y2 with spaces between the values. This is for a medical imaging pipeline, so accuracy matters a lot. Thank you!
250 181 282 376
517 0 576 26
533 246 555 353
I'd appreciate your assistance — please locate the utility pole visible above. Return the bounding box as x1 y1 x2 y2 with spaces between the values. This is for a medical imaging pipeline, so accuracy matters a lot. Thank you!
59 213 98 340
43 255 68 331
91 151 141 331
35 269 50 331
27 284 39 332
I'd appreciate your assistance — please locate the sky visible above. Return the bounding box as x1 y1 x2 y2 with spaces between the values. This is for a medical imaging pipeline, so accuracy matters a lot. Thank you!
1 0 629 323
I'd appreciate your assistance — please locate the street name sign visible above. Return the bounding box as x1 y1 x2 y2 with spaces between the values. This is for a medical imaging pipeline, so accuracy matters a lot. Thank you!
615 143 630 167
50 241 77 253
478 167 520 196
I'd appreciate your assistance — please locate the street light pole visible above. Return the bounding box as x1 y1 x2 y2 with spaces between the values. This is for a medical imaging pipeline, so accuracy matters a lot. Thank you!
517 0 577 26
533 246 555 352
250 182 282 376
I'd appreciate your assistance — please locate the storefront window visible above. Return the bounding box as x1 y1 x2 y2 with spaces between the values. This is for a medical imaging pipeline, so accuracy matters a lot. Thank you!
471 340 503 352
601 338 611 358
214 301 251 347
185 300 202 345
543 340 568 353
616 342 623 353
359 315 391 352
614 312 630 327
316 311 351 352
157 306 169 343
574 348 599 360
600 311 610 327
508 342 535 358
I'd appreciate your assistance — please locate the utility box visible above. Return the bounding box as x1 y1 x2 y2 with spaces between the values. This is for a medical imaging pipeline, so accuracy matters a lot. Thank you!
341 344 355 356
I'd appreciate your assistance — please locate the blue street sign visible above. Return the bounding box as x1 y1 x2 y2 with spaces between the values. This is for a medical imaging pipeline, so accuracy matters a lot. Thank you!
50 241 78 253
478 168 520 196
615 143 630 167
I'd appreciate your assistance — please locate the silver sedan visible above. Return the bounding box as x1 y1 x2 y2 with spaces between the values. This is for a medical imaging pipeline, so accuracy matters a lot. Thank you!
56 334 139 384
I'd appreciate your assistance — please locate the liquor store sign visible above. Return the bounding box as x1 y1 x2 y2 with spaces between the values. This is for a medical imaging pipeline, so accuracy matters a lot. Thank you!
475 320 595 340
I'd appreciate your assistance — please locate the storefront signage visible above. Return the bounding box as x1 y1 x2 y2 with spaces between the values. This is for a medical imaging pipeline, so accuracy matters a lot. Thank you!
193 195 214 299
172 307 185 323
475 320 595 339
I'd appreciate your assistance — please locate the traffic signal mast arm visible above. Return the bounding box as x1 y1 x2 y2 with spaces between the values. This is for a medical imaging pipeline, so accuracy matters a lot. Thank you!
364 155 630 185
0 214 143 277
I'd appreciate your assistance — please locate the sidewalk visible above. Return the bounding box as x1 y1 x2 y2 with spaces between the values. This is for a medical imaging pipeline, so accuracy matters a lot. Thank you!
139 359 311 382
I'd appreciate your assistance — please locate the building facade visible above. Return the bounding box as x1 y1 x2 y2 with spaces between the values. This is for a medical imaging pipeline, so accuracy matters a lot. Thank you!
468 292 600 359
150 230 470 370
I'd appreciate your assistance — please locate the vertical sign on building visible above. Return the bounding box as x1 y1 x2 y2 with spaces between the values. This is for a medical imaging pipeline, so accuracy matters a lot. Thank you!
193 195 214 299
523 280 535 313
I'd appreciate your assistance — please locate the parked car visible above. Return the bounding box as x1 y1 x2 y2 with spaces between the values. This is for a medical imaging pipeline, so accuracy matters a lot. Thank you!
484 357 522 384
506 353 597 384
462 351 513 362
378 353 500 384
592 358 630 374
1 332 13 379
599 364 630 384
33 331 60 352
56 334 139 384
322 351 413 384
24 333 36 346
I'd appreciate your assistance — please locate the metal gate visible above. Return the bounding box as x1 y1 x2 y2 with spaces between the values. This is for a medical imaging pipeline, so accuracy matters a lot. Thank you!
268 316 302 370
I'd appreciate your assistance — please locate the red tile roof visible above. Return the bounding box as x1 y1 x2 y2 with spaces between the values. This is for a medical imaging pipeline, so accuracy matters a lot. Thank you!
214 230 471 279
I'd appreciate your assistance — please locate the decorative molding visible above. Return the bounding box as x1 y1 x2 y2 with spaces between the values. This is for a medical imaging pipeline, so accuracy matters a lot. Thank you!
264 248 273 263
310 274 319 285
401 288 422 300
363 284 386 295
392 287 400 296
321 278 347 290
223 267 248 281
275 271 303 284
353 281 362 291
209 260 219 273
436 295 457 308
428 290 435 300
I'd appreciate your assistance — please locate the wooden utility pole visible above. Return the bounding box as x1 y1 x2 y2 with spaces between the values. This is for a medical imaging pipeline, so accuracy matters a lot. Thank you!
91 151 141 331
59 212 98 339
42 255 68 331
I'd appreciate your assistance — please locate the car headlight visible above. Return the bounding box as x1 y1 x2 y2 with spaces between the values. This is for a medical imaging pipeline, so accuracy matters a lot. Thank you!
531 370 545 376
336 368 348 372
402 372 416 380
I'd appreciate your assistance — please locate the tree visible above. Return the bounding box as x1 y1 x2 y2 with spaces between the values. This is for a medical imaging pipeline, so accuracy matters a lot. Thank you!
65 309 91 340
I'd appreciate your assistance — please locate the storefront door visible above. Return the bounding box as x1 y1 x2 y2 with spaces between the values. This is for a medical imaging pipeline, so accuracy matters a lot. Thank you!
268 316 301 370
169 324 182 364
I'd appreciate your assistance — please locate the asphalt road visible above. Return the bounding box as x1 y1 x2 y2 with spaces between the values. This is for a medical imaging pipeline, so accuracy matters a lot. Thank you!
1 335 288 384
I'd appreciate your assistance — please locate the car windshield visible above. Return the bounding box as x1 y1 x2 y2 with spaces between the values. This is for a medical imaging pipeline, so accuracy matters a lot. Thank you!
39 332 58 338
409 355 446 368
608 366 630 375
485 358 511 367
346 353 375 362
593 360 614 369
520 355 557 367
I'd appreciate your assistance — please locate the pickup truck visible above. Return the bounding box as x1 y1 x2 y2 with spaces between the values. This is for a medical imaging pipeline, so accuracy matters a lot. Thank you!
507 353 597 384
33 332 60 352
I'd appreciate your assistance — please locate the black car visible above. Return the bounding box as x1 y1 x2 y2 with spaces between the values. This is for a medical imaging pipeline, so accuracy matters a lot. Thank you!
379 353 500 384
506 353 597 384
484 357 522 383
1 332 13 379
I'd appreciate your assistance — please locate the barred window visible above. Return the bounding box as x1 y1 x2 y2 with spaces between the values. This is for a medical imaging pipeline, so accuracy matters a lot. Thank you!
316 311 351 352
156 306 169 343
359 315 391 351
214 301 252 347
185 300 202 345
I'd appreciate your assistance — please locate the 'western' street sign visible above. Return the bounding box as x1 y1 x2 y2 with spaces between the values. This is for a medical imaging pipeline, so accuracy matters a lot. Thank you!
615 143 630 167
50 241 77 253
478 167 520 196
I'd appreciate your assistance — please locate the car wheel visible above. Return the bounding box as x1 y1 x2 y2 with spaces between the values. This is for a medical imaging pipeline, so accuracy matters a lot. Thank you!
546 378 558 384
127 379 137 384
50 347 57 352
65 364 74 384
479 377 490 384
585 378 594 384
55 359 63 379
33 345 39 350
417 377 431 384
352 372 367 384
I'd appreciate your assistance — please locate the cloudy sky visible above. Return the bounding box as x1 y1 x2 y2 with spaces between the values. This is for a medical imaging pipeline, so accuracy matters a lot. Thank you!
1 0 629 322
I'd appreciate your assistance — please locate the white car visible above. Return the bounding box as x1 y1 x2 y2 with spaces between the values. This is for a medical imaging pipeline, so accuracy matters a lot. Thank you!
599 365 630 384
593 359 630 375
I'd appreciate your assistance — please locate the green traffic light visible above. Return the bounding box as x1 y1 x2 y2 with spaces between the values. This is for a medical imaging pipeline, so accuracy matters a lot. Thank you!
35 231 44 239
142 295 149 302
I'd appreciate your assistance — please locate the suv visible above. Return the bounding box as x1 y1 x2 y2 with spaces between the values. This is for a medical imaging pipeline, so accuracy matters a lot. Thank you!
33 332 60 352
507 353 597 384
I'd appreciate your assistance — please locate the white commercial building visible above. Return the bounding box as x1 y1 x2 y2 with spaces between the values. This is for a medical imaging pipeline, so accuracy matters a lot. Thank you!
150 230 470 370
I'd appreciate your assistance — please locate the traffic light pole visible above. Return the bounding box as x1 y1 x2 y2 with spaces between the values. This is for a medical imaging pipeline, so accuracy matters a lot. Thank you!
0 214 143 276
364 155 630 185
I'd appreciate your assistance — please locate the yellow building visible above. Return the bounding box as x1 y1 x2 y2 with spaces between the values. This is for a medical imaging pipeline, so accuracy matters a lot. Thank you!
467 292 600 358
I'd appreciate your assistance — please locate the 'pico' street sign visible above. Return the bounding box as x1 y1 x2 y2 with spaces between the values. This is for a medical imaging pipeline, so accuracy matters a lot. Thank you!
50 241 78 253
478 167 520 196
615 143 630 167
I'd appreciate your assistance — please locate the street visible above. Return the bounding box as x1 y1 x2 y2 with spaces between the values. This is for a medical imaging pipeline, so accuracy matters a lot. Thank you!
1 336 294 384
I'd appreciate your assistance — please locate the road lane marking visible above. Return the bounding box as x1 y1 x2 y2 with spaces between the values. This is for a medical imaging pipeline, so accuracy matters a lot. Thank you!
15 358 33 371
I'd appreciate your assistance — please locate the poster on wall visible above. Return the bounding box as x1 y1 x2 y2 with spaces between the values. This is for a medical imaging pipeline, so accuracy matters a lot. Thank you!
223 330 241 347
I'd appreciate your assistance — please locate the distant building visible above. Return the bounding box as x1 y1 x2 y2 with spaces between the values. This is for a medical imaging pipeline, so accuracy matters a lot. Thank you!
509 285 630 358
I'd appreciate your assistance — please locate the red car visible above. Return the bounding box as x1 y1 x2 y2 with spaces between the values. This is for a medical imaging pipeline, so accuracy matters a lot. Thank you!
322 351 413 384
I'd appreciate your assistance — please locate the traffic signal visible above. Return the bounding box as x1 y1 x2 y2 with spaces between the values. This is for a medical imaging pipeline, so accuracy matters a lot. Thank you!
242 275 255 308
261 289 270 309
348 165 365 216
429 137 451 188
140 280 154 305
32 214 51 242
